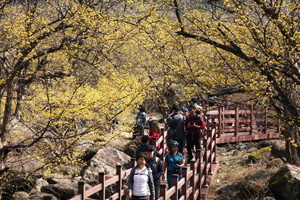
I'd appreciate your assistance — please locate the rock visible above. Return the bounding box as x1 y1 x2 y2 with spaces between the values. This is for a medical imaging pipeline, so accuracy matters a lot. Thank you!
29 193 58 200
238 177 263 198
41 181 97 200
235 143 248 151
257 139 281 149
247 147 258 153
13 191 29 200
123 136 142 157
266 158 284 168
35 178 49 192
81 147 131 182
108 139 126 151
269 164 300 200
82 149 97 162
248 146 272 163
270 141 286 159
41 182 78 200
232 150 242 156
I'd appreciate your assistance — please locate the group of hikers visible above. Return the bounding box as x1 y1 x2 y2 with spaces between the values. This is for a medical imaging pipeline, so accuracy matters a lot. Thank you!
128 98 205 200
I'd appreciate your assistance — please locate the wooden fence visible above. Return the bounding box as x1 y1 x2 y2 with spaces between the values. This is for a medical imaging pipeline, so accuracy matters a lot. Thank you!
43 121 218 200
201 98 281 143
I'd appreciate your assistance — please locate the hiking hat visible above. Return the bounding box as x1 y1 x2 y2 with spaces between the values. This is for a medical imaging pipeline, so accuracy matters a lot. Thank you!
170 140 179 147
146 145 155 151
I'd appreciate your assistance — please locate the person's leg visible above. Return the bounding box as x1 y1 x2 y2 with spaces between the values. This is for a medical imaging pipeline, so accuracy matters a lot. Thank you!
194 134 201 150
155 183 159 200
177 139 184 154
186 134 193 162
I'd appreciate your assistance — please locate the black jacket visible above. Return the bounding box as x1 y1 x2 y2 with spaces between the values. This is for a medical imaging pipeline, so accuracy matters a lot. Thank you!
147 156 164 185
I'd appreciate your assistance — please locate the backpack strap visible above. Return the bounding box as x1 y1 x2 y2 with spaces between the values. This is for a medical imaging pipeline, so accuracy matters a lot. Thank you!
155 157 159 164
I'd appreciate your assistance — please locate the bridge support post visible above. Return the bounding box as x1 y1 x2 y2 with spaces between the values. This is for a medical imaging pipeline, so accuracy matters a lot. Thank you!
161 128 166 161
171 174 179 200
159 183 167 199
116 165 122 200
182 166 188 200
190 160 195 199
235 107 239 137
99 172 105 200
203 138 208 188
78 181 86 200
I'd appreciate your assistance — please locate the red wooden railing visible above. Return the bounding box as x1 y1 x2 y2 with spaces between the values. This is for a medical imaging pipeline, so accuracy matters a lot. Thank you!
201 98 281 140
43 121 218 200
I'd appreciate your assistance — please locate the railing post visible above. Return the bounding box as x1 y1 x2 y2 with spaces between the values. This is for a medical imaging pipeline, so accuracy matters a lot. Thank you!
78 181 86 200
116 165 122 200
203 138 208 188
250 105 253 135
182 166 188 200
171 174 179 200
264 107 268 134
277 117 281 133
196 149 202 196
161 128 166 161
159 183 167 200
208 129 213 175
235 107 239 137
99 172 105 200
152 137 157 149
190 160 195 199
218 106 222 138
213 122 217 164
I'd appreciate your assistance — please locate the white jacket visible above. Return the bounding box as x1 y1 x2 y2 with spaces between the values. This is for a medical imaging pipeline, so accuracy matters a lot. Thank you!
128 165 155 197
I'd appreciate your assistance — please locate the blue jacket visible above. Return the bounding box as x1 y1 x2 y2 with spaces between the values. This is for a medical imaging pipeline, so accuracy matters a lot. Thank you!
136 112 147 126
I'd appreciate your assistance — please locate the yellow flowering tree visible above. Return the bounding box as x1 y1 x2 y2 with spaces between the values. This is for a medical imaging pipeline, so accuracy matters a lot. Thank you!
170 0 300 164
0 0 162 197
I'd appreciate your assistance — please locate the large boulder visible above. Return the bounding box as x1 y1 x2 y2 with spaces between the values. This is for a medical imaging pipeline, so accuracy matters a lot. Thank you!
81 147 132 182
41 180 97 200
269 164 300 200
270 140 286 159
123 136 142 157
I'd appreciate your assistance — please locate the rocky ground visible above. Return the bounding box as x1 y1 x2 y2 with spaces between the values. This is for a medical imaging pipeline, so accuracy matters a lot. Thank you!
207 139 286 200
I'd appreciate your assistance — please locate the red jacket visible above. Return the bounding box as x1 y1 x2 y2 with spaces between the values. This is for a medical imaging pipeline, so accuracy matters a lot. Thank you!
185 114 205 135
149 129 161 150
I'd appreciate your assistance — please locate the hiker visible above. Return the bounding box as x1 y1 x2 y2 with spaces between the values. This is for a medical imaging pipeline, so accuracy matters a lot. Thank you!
128 152 155 200
148 120 161 150
190 98 203 115
136 135 161 160
133 105 147 138
185 105 205 163
162 140 184 187
166 104 185 154
146 145 164 200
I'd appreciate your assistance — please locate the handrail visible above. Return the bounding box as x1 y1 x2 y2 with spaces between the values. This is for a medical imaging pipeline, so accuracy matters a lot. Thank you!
50 118 218 200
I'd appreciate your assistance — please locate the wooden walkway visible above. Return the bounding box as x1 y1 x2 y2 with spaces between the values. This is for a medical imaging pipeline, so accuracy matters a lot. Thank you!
45 98 281 200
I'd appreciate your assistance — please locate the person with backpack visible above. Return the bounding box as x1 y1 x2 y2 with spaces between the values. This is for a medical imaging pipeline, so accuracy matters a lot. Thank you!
148 120 162 150
166 104 185 154
128 152 155 200
185 105 205 163
146 145 164 200
136 135 161 160
162 140 184 187
133 105 147 139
